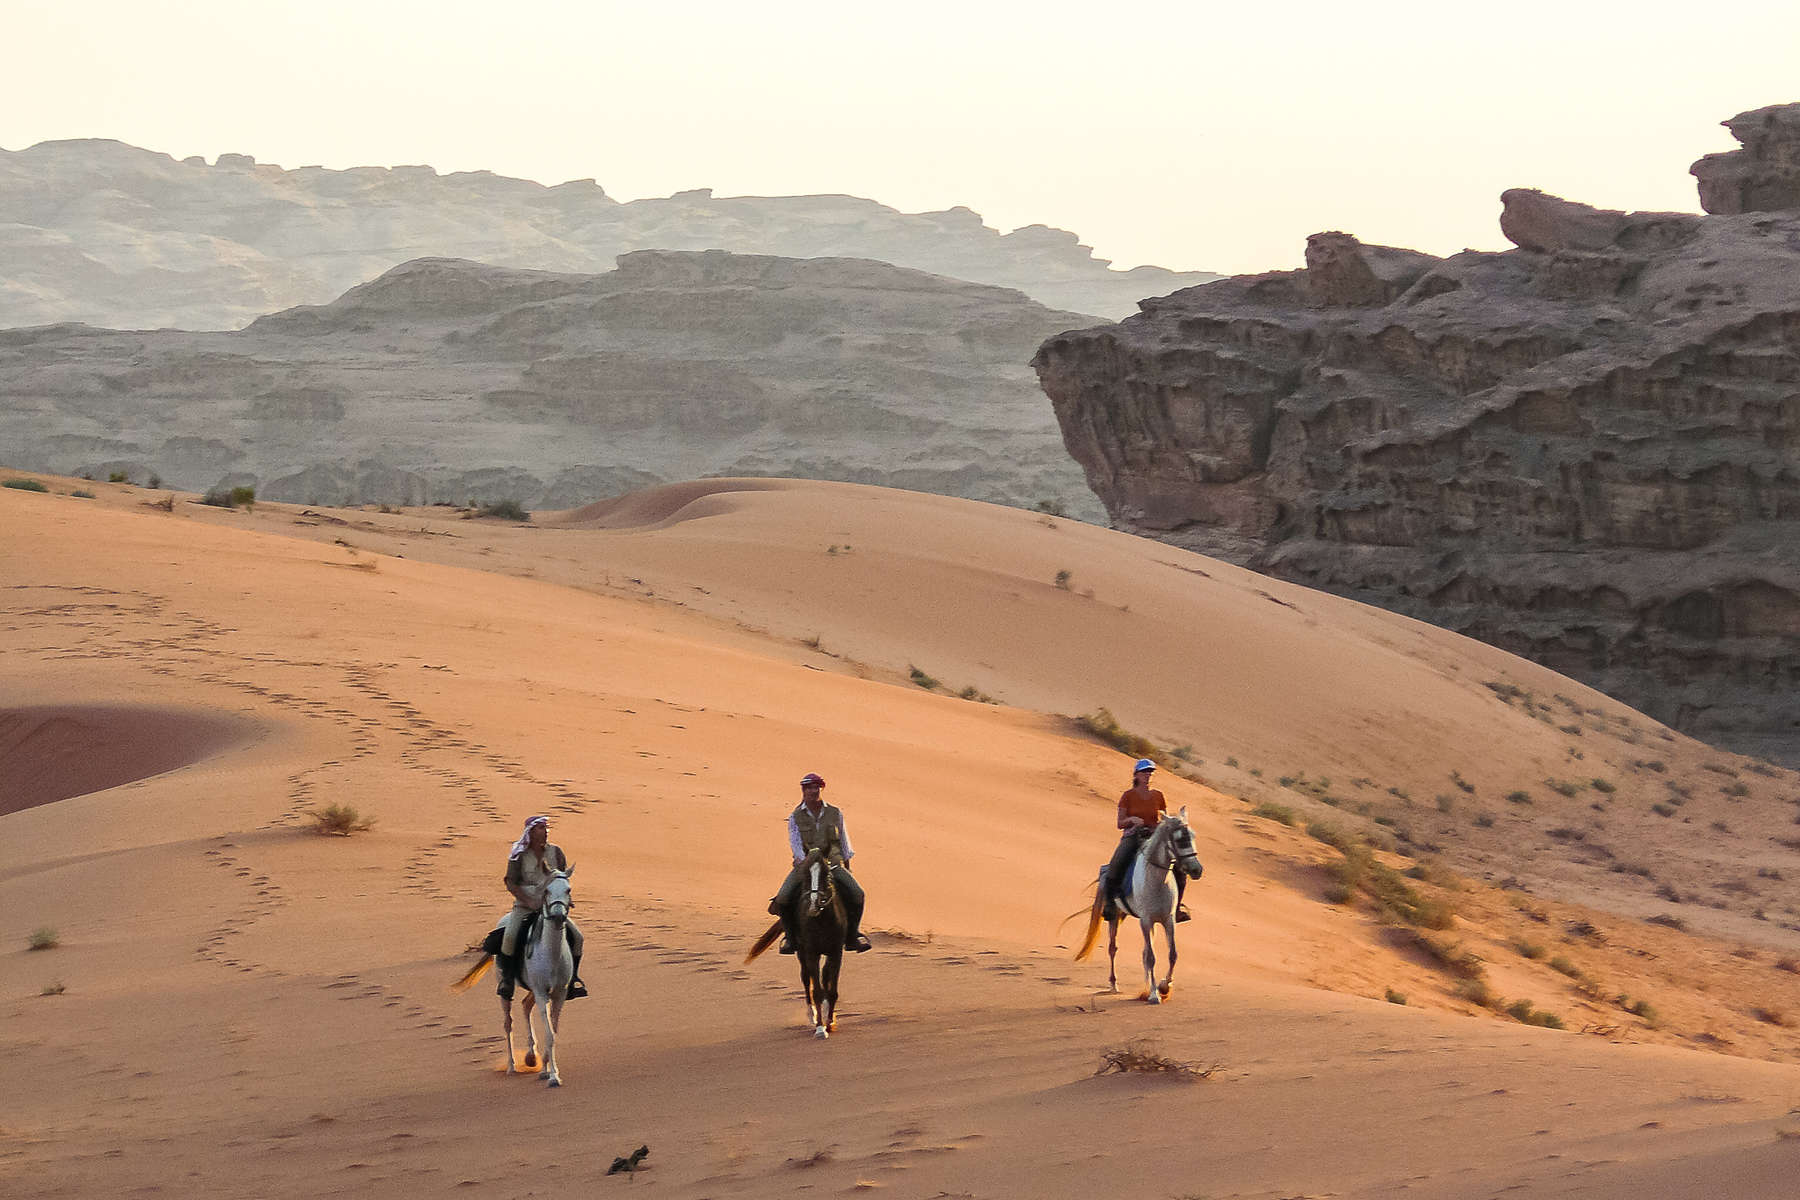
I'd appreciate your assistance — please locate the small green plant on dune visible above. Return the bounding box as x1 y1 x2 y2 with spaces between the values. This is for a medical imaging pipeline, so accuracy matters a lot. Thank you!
1075 708 1164 762
1506 998 1564 1028
70 489 95 499
308 803 375 836
28 927 59 951
40 981 65 997
475 498 529 521
201 485 257 509
4 478 49 492
1590 778 1617 794
1053 568 1073 591
108 471 131 484
1385 988 1408 1005
1250 802 1298 827
908 665 940 691
1506 790 1533 805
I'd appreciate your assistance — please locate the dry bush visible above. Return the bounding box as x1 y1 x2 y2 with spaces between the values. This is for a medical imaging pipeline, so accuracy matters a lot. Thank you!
308 803 375 836
1249 801 1297 826
28 927 59 951
1096 1041 1217 1079
1076 708 1164 762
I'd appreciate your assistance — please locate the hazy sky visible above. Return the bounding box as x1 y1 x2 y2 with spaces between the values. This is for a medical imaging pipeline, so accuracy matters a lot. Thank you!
7 1 1798 275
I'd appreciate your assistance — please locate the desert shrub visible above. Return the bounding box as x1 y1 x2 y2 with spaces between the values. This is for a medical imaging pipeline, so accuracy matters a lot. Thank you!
1752 1007 1791 1027
70 489 95 499
1646 913 1688 931
1506 999 1564 1028
1225 756 1239 768
201 485 256 509
1474 812 1495 828
1745 759 1782 778
308 803 374 836
1590 778 1617 794
1456 977 1497 1008
1775 958 1800 974
476 498 528 521
1053 568 1072 590
1620 995 1658 1024
908 666 940 691
107 471 130 483
1722 782 1750 798
148 473 163 489
1546 779 1583 797
1451 770 1475 794
1506 790 1533 805
1385 988 1408 1005
1512 939 1546 960
28 927 59 951
1169 743 1196 762
1250 802 1297 827
1034 498 1066 517
1095 1041 1215 1079
40 981 65 997
3 478 49 492
1411 931 1486 980
1075 708 1162 762
1702 762 1739 777
1651 803 1676 818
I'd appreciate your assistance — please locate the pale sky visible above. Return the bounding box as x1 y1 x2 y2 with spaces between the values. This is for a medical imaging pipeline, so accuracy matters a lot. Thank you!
6 0 1797 275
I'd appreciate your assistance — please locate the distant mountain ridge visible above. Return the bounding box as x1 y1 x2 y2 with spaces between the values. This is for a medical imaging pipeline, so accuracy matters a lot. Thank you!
0 139 1218 330
0 250 1106 519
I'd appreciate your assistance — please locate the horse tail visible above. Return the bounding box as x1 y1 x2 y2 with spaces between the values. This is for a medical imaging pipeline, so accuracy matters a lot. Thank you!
450 954 494 993
1072 885 1107 962
744 918 784 964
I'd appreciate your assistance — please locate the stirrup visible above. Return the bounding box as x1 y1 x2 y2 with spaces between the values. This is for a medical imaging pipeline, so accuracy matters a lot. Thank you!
1176 905 1192 923
567 978 589 999
778 937 795 955
846 933 872 953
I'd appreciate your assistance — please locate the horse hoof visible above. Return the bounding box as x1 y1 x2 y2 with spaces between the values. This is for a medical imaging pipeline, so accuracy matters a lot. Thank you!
814 1027 829 1040
1146 993 1161 1006
524 1052 537 1069
1158 983 1173 998
546 1078 560 1088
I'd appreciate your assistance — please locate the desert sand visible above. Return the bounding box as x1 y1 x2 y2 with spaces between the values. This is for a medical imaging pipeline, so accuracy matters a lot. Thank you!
3 472 1798 1199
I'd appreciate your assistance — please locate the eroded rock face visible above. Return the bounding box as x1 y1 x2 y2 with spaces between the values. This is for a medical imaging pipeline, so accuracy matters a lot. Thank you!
0 252 1106 519
1692 103 1800 215
0 140 1218 329
1036 110 1800 758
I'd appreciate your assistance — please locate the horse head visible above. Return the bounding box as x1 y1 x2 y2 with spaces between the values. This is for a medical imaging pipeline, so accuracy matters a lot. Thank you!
1162 808 1204 879
540 868 574 926
800 847 835 918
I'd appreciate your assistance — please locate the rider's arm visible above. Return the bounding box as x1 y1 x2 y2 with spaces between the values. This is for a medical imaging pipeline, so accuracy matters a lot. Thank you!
504 856 533 905
838 815 854 863
1117 797 1144 832
787 814 805 865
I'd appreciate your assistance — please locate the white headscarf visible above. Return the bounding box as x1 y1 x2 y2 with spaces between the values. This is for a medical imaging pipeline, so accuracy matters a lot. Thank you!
509 815 548 861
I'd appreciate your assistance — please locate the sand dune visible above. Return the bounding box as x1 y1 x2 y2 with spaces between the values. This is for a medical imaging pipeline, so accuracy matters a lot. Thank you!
0 704 253 816
2 472 1797 1199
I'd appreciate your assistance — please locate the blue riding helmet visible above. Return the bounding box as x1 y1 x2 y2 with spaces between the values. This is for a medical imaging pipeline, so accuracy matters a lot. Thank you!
1133 758 1156 773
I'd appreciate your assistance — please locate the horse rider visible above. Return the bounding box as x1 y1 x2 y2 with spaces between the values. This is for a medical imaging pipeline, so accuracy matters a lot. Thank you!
768 772 872 954
1102 759 1191 922
498 815 588 999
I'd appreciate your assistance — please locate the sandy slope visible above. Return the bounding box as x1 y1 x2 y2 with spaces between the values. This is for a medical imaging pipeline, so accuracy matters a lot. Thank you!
2 473 1798 1199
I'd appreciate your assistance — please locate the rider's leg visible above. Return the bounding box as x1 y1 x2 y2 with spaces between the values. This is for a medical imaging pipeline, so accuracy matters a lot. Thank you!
1175 870 1192 922
565 921 588 998
496 908 528 998
772 864 803 953
1103 833 1139 907
833 865 870 951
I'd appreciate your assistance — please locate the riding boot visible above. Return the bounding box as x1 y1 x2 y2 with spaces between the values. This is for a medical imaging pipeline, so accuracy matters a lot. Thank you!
778 912 797 955
567 952 588 999
495 953 517 1001
1176 871 1192 923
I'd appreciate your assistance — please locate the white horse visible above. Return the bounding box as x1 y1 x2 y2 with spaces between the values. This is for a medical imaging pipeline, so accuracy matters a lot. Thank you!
505 870 577 1086
1075 810 1204 1003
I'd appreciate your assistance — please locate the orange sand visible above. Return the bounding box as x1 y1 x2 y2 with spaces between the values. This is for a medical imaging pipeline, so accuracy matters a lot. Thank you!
2 472 1797 1199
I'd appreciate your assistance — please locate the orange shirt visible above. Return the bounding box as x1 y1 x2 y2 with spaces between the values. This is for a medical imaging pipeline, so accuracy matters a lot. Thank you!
1118 785 1167 831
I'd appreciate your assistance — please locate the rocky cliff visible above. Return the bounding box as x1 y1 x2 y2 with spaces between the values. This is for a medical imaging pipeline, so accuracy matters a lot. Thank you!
0 251 1105 519
0 140 1216 329
1036 105 1800 760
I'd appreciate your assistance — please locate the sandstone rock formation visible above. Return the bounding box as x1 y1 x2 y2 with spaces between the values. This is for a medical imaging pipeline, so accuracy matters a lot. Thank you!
1036 104 1800 760
1691 103 1800 215
0 140 1217 329
0 251 1104 519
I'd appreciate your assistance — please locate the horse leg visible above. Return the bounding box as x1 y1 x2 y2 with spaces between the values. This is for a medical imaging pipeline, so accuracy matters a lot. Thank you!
539 991 562 1087
521 992 539 1069
1159 919 1178 998
1142 919 1160 1004
499 993 517 1073
1106 918 1120 994
822 949 841 1036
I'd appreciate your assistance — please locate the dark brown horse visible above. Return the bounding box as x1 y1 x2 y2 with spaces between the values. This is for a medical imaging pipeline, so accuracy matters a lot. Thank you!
746 847 846 1038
